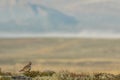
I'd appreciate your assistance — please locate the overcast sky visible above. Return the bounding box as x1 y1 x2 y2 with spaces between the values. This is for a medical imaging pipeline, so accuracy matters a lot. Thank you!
0 0 120 37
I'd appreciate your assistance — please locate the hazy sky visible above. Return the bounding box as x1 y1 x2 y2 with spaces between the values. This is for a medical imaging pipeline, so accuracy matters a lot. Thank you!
0 0 120 37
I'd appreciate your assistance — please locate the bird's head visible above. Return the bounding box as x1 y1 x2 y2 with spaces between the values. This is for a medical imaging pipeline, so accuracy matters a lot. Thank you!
29 61 32 65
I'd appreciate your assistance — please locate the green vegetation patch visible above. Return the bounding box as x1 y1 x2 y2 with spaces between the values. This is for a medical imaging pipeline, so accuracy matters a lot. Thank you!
1 71 120 80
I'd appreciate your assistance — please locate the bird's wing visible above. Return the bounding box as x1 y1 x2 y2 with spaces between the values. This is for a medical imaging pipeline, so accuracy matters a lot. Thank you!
19 64 30 72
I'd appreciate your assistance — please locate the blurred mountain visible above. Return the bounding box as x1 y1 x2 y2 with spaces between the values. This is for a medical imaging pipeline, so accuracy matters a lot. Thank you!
0 0 78 33
0 0 120 38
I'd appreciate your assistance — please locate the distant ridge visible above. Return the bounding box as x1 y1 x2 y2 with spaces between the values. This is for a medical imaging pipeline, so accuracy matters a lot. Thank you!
0 0 120 37
0 0 78 33
0 31 120 38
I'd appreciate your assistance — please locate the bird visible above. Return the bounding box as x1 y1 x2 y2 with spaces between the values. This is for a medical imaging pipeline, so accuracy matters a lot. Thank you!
19 62 32 72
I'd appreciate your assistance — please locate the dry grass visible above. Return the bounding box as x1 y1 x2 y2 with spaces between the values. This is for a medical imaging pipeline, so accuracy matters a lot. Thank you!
0 38 120 73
